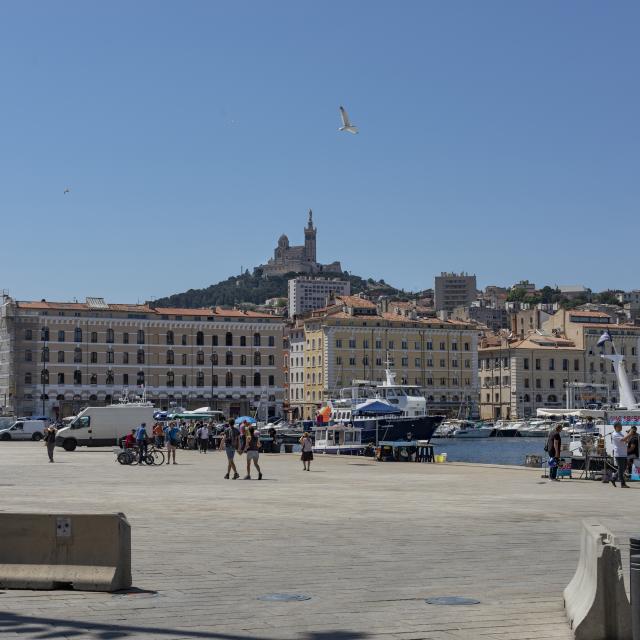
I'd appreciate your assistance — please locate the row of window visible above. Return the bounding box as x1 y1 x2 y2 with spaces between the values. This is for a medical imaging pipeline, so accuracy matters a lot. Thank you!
333 339 471 351
334 356 472 368
27 328 276 347
27 349 275 366
487 393 561 404
28 370 275 387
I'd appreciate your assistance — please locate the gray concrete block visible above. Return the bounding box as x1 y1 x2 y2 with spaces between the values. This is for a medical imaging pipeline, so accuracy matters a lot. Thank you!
0 512 131 592
563 521 631 640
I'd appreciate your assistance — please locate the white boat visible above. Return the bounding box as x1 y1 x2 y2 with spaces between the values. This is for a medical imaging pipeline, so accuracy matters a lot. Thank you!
452 420 494 438
493 420 522 437
312 423 365 455
521 419 555 438
324 364 443 444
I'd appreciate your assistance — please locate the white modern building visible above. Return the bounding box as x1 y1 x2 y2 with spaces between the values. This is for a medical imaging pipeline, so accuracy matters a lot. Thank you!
288 277 350 317
287 323 305 419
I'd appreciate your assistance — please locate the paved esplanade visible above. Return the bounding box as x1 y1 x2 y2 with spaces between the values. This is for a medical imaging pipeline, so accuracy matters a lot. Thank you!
0 444 637 640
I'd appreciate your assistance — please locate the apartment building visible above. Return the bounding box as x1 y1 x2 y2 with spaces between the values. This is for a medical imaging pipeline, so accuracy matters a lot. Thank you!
296 295 479 420
0 296 285 419
479 334 584 420
479 309 640 420
434 272 477 314
287 322 305 419
288 277 350 317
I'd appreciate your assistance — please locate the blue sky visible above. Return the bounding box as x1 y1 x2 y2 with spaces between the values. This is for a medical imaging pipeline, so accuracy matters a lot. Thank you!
1 1 638 302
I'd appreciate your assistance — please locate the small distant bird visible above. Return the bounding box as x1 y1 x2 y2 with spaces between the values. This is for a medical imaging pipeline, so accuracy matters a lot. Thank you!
63 188 70 195
338 106 358 134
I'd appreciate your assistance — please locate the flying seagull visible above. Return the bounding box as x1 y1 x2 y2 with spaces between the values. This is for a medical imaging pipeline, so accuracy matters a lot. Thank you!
338 106 358 134
63 188 70 195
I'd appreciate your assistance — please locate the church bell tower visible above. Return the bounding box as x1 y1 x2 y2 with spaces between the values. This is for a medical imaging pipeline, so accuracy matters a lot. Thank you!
304 209 316 263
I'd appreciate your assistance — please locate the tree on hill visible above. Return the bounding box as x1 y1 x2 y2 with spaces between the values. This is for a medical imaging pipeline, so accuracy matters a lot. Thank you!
150 271 405 309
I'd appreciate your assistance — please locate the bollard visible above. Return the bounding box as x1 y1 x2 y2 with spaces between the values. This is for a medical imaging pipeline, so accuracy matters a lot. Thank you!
632 554 640 640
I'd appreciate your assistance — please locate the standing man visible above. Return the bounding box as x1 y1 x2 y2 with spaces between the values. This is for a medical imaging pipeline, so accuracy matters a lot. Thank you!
626 426 639 477
221 419 240 479
153 422 164 448
545 423 563 482
135 422 149 465
164 421 180 465
44 423 58 463
610 422 630 488
197 422 210 454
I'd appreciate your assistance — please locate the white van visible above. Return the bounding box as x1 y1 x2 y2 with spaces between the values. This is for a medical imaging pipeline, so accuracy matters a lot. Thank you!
55 404 155 451
0 419 47 442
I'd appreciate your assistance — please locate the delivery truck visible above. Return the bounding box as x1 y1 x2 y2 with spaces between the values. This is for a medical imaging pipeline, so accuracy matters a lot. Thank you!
55 404 155 451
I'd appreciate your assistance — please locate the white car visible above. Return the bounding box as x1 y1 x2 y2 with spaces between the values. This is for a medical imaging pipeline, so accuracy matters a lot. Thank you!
0 420 47 441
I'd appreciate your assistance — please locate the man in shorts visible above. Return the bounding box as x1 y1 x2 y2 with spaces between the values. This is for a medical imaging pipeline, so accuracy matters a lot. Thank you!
164 421 180 465
221 419 240 479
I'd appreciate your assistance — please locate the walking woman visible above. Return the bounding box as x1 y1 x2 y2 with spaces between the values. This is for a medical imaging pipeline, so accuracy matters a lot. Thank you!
243 426 262 480
44 423 58 463
299 432 313 471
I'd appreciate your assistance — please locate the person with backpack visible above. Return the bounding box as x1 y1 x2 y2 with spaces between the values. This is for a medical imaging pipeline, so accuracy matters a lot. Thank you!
221 419 240 479
243 426 262 480
545 423 563 482
135 422 149 465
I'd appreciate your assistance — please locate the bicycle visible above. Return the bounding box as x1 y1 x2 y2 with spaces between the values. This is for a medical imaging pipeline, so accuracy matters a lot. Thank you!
116 444 157 466
147 445 165 465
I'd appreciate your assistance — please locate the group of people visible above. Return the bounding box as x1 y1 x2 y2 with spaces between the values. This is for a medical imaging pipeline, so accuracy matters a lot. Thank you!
123 422 180 464
546 421 639 486
219 419 262 480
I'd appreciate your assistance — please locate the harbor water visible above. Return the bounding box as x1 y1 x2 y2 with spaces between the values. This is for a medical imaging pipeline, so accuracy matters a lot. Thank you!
431 437 548 466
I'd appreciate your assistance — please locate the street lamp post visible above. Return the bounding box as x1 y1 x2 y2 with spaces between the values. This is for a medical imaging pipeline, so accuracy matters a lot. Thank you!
41 340 47 416
214 351 219 411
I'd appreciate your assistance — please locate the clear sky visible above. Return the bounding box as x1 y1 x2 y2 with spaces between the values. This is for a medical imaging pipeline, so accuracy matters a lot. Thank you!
1 1 638 302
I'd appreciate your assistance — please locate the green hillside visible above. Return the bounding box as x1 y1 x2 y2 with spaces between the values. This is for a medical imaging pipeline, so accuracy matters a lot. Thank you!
151 270 406 309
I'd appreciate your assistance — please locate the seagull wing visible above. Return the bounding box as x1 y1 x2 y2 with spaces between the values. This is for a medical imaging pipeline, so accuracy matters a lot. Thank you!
339 106 351 127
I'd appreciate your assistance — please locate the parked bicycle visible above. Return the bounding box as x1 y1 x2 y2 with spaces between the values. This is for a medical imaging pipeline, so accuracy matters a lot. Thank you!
116 444 164 466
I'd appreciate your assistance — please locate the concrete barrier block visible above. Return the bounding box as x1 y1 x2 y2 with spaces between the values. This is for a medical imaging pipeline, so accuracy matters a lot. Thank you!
0 513 131 592
563 521 631 640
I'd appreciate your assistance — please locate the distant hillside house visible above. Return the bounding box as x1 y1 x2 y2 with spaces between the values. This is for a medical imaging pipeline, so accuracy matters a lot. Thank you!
257 210 342 276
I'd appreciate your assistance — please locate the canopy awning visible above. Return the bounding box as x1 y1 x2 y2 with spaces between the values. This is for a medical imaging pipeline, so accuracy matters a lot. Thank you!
353 400 402 416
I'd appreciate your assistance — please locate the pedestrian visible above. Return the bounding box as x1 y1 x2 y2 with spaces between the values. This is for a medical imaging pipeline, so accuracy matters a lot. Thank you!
197 422 210 453
164 421 180 465
611 422 630 488
268 426 278 453
153 422 164 447
545 423 563 482
221 419 240 479
626 426 639 477
243 426 262 480
43 423 58 463
123 429 136 449
135 422 149 465
299 431 313 471
180 422 189 449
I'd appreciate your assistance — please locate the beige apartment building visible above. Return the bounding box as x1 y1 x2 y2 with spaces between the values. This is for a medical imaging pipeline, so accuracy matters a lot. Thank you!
479 334 584 420
479 309 640 420
291 295 479 420
434 272 477 314
0 296 285 419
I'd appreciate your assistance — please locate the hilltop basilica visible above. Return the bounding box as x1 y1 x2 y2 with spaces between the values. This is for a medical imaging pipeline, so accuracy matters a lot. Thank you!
257 210 342 276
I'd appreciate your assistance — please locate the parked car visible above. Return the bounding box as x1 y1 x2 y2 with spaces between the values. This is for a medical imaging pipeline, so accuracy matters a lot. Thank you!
0 419 47 441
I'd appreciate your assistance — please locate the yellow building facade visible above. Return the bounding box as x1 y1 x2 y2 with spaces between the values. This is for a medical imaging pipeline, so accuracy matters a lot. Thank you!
296 296 479 419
